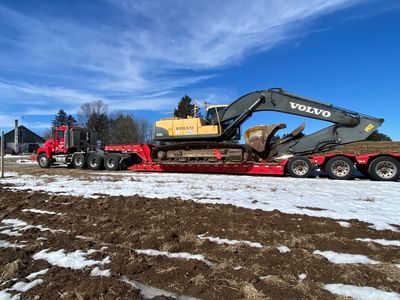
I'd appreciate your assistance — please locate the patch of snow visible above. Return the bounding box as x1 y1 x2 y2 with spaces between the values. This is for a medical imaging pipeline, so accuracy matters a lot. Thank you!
277 246 291 253
26 269 49 280
75 235 95 241
395 264 400 269
259 275 273 280
0 240 25 248
298 273 307 281
324 283 400 300
1 218 67 234
32 249 110 270
11 279 43 292
22 209 63 216
2 171 400 231
197 234 262 248
233 266 243 270
0 229 22 237
36 237 47 241
0 290 20 300
90 267 111 277
121 276 198 300
356 238 400 247
337 221 351 228
1 219 28 227
15 159 36 165
313 250 380 264
133 249 212 266
4 155 29 159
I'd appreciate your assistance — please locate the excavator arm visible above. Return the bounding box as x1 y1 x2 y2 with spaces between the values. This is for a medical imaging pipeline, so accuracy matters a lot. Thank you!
219 88 384 157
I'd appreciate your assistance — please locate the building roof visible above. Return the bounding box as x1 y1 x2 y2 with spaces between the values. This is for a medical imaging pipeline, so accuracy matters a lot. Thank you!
2 125 45 144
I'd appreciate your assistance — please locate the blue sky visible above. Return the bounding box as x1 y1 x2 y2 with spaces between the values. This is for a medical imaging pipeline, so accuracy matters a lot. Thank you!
1 0 400 140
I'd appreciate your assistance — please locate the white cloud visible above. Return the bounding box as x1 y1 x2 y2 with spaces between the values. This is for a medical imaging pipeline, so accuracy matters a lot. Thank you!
0 0 362 116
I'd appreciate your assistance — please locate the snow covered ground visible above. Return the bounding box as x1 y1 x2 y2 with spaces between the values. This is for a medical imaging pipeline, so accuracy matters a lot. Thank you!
1 171 399 231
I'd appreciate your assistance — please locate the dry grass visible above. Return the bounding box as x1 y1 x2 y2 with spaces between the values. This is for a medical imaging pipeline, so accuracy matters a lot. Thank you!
191 274 208 286
239 282 266 300
1 259 23 280
155 266 178 274
179 231 197 243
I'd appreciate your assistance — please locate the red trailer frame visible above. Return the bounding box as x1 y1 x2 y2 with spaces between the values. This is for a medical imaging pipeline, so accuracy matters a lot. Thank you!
104 144 400 177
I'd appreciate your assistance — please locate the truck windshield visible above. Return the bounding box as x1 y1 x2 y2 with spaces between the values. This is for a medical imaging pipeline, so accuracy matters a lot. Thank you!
57 130 65 140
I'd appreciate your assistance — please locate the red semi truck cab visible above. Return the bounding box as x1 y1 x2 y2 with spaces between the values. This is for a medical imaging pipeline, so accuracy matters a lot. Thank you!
36 125 97 168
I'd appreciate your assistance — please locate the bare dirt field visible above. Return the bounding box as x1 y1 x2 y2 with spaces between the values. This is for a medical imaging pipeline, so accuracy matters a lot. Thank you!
1 160 400 299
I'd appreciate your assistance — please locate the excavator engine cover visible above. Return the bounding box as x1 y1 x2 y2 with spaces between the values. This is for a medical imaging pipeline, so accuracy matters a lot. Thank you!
244 124 286 153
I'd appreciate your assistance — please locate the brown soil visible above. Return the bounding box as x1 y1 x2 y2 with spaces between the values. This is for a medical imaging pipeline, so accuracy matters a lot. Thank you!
1 182 400 299
322 141 400 155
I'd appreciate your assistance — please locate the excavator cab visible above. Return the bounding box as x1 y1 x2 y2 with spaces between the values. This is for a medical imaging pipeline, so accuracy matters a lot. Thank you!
205 105 228 124
153 104 229 142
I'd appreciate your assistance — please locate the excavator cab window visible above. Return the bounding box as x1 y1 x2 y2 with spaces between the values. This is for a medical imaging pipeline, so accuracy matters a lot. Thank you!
206 105 228 123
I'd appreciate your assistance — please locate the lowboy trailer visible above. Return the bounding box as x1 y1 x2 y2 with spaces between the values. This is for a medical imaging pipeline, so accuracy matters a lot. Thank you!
101 144 400 181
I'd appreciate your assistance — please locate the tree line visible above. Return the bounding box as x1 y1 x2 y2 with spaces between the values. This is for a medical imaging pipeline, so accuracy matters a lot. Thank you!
49 100 152 144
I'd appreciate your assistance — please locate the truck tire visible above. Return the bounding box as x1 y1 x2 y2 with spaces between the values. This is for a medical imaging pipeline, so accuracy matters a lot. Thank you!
104 154 120 171
87 153 103 170
286 156 313 178
72 153 86 169
368 156 400 181
38 153 51 168
326 156 354 180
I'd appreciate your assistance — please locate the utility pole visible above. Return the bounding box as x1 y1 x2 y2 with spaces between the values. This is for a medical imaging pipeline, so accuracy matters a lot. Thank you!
1 130 4 178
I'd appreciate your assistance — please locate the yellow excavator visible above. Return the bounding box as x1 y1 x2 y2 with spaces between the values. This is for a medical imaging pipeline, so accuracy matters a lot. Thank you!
152 88 383 164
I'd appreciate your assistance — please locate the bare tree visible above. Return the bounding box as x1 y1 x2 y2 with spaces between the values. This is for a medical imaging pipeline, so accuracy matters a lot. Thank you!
78 100 108 126
135 118 153 143
78 100 110 142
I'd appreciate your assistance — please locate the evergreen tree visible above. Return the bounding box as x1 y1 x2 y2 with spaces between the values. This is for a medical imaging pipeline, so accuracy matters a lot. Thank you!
174 95 194 118
366 130 392 141
87 112 110 143
51 109 76 127
67 114 77 126
52 109 68 127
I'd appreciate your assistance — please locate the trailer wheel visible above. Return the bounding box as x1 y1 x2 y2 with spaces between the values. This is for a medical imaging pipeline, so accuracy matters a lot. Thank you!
87 153 103 170
38 153 51 168
287 156 313 178
326 156 354 180
104 154 120 171
72 153 86 169
368 156 400 181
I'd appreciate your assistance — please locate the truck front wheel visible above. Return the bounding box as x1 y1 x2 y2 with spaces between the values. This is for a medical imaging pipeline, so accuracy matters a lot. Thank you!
38 153 51 168
72 153 86 169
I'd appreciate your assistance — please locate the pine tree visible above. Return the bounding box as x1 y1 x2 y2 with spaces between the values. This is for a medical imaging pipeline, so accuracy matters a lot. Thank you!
174 95 194 118
51 109 77 127
52 109 68 127
67 114 77 126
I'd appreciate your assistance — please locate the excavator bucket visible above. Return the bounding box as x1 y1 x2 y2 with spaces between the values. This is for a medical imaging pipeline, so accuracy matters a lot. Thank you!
244 124 286 153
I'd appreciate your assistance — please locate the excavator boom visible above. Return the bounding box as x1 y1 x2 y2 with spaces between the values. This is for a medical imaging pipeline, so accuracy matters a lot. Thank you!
218 88 383 156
